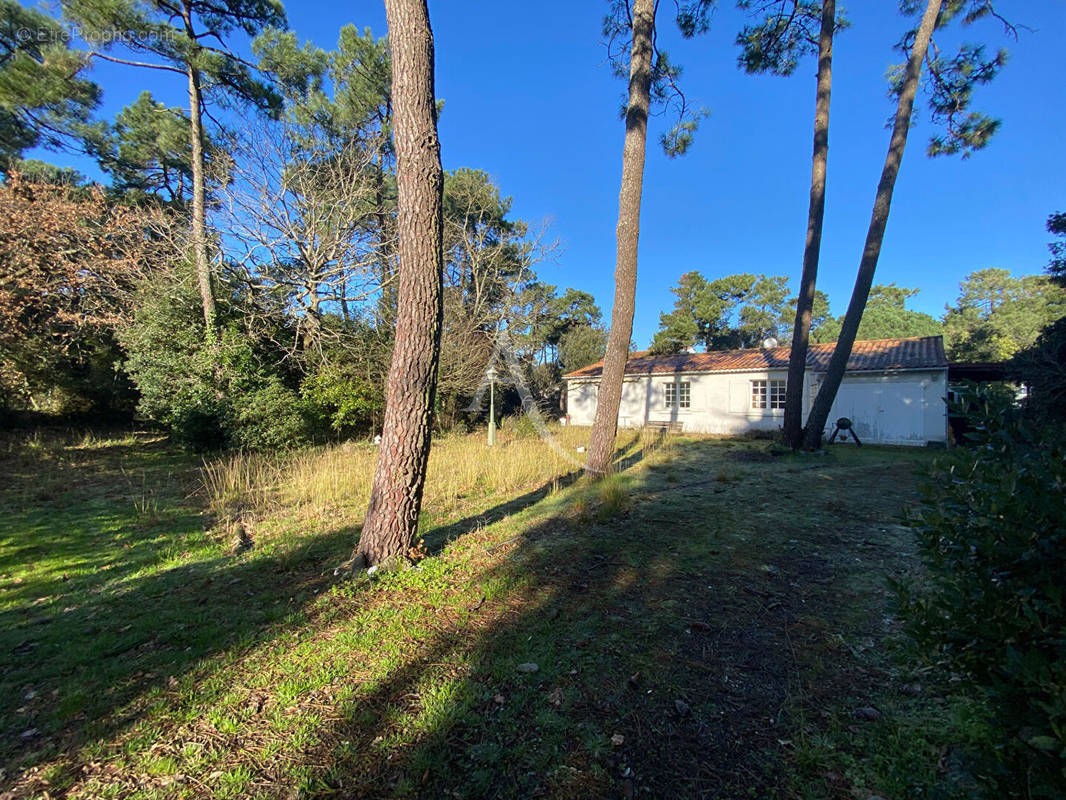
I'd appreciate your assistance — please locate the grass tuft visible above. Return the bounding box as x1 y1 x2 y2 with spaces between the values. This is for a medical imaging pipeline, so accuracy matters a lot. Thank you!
596 473 631 519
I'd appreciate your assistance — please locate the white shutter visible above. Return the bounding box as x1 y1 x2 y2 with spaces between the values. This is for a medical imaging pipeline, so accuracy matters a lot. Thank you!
728 381 749 413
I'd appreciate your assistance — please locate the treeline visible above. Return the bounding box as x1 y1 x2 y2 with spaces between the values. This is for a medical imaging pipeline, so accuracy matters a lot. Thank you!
0 9 606 447
649 267 1066 362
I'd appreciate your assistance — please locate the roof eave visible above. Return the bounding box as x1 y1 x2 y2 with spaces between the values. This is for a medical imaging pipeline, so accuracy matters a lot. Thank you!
564 364 947 381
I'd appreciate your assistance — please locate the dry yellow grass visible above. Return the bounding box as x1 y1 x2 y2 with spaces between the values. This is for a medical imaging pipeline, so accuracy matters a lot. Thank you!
200 423 649 527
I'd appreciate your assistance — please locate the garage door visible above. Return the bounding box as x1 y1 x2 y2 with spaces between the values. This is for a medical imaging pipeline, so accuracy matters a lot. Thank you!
818 380 925 444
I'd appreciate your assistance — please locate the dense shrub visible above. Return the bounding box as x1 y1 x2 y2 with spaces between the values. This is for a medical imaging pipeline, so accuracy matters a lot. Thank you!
1014 316 1066 423
897 386 1066 797
301 359 384 438
120 278 316 451
227 377 313 451
0 333 137 421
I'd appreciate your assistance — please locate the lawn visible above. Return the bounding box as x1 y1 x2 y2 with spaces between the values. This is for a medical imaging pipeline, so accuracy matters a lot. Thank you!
0 427 984 799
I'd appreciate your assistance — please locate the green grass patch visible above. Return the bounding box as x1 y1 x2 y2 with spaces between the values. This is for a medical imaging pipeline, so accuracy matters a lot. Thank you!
1 428 993 799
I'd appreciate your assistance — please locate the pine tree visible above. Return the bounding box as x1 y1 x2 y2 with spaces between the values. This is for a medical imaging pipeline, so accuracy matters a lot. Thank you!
801 0 942 448
0 0 99 166
62 0 287 331
801 0 1010 452
352 0 444 567
649 272 793 353
84 92 197 206
585 0 656 477
585 0 711 476
733 1 844 449
801 0 1011 449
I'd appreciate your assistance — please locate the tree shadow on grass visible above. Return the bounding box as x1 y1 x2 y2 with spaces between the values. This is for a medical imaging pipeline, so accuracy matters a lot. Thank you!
5 433 920 798
269 437 889 800
265 439 923 799
300 445 801 800
421 429 666 556
0 428 667 794
0 433 356 791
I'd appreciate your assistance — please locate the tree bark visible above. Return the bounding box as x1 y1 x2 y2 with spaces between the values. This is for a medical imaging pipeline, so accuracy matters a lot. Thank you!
181 1 217 333
782 0 835 450
187 63 217 331
801 0 942 450
303 274 322 351
585 0 654 477
355 0 444 566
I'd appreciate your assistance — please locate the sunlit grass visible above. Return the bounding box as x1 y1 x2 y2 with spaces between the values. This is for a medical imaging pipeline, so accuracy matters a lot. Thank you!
200 423 615 530
2 424 954 800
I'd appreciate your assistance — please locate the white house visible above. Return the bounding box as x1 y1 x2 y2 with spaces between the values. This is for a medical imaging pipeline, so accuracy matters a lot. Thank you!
563 335 949 446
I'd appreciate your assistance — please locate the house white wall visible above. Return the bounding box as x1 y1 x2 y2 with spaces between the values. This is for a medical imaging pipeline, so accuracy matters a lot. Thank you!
565 368 948 445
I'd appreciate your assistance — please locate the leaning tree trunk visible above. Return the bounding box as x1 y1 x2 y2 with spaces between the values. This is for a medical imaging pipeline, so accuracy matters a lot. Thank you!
184 39 216 332
802 0 942 450
782 0 836 450
354 0 444 567
585 0 655 477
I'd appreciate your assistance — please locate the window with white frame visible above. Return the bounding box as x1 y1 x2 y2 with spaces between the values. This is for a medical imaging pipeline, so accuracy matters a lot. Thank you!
751 379 786 410
665 381 691 409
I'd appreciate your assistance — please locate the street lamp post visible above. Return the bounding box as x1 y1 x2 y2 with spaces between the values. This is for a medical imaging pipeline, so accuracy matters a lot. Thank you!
487 366 497 446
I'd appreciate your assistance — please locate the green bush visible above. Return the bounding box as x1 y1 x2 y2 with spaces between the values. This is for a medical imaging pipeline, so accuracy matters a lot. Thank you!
119 278 315 451
1014 316 1066 423
1 331 137 420
897 386 1066 797
300 360 383 438
227 378 312 451
120 280 223 449
500 412 538 439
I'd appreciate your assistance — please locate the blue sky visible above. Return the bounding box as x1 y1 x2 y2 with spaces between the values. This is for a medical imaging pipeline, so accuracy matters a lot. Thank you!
36 1 1066 347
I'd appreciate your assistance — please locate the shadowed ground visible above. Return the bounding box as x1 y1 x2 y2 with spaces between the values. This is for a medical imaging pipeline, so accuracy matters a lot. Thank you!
2 429 953 799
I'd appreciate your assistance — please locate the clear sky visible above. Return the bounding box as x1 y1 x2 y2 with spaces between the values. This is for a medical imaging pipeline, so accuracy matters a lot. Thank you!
36 1 1066 347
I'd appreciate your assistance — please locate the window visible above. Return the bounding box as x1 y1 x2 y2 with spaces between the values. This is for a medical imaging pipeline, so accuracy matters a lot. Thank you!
752 379 786 410
665 381 691 409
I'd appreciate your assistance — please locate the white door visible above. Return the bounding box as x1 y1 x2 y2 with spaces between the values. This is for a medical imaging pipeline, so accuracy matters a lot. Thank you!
828 384 879 441
876 381 924 442
824 379 924 444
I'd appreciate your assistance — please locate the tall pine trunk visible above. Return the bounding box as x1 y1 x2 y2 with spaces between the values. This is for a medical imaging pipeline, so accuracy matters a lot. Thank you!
354 0 444 567
186 63 216 331
585 0 655 477
782 0 835 450
181 0 216 333
802 0 942 450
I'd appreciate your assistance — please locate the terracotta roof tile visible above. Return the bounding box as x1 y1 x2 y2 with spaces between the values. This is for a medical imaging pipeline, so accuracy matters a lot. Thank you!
563 336 947 379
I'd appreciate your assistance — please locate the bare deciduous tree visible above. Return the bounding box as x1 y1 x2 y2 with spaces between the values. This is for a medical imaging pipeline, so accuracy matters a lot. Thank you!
216 119 388 353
